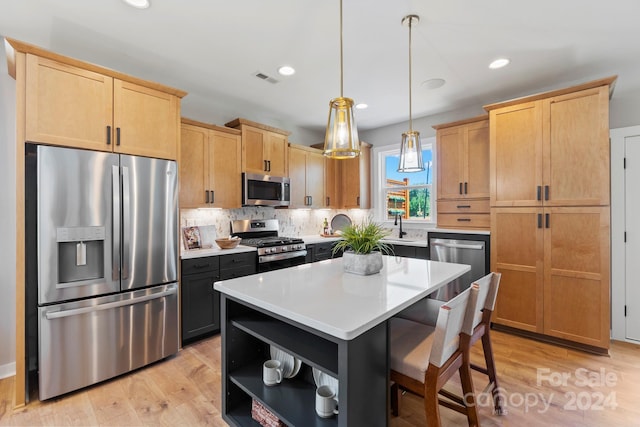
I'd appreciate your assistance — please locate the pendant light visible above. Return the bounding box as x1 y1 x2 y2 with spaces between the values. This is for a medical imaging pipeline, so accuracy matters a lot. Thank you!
398 15 425 172
323 0 360 159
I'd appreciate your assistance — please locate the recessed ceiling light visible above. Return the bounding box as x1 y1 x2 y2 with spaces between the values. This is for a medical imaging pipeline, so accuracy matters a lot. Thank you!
277 66 295 76
355 103 368 110
489 58 510 69
421 78 446 90
122 0 150 9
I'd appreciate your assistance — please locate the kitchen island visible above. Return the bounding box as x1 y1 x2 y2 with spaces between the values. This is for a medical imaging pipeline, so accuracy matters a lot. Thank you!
214 256 470 426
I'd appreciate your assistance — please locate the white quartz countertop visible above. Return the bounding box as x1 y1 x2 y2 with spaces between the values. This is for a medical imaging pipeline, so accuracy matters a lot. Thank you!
181 245 256 259
429 227 490 235
381 238 428 247
301 235 342 244
214 256 470 340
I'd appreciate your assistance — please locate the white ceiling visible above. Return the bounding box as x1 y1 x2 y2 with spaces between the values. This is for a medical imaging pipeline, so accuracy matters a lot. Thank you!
2 0 640 135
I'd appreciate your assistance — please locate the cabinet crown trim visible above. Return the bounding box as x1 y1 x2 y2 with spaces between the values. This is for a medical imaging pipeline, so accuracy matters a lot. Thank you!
225 118 291 136
432 115 489 130
4 37 188 98
181 117 241 135
483 75 617 112
288 143 323 154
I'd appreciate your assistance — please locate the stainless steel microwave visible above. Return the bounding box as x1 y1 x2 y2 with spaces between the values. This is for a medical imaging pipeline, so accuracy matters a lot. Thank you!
242 173 290 206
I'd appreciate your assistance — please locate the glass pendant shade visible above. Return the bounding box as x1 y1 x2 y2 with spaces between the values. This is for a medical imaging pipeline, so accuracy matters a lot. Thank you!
398 14 424 172
324 97 360 159
398 130 424 172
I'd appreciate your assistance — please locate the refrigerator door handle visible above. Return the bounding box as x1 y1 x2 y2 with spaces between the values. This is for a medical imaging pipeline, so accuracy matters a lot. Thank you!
45 285 177 320
112 165 121 281
122 166 131 280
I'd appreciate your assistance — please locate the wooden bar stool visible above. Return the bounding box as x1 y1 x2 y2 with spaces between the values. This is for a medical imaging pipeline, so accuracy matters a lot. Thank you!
396 272 504 416
390 284 481 426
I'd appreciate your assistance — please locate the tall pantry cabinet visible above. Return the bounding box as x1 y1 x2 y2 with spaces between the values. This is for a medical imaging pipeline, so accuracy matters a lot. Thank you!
486 77 616 351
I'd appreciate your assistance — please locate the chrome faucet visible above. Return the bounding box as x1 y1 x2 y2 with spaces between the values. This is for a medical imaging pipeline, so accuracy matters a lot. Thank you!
394 213 407 239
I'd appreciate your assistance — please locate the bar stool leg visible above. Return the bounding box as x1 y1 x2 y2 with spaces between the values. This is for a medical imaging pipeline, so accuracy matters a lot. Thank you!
481 329 505 415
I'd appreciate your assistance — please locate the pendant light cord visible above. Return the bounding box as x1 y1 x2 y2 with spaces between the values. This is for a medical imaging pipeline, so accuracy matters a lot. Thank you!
408 16 413 132
340 0 344 97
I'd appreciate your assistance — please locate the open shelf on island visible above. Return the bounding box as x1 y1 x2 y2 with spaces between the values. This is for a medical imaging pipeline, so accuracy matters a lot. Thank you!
229 309 339 376
229 362 338 427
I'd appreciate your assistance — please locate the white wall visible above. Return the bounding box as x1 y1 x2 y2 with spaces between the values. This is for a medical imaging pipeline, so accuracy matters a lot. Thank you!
0 40 17 378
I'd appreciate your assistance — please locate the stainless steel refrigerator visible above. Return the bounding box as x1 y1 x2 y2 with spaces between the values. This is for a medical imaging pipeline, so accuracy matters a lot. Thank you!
26 144 179 400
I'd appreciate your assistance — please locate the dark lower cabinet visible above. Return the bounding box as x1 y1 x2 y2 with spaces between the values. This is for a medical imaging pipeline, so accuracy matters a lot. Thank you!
306 240 342 263
388 244 429 259
181 257 221 344
220 252 257 279
181 252 257 345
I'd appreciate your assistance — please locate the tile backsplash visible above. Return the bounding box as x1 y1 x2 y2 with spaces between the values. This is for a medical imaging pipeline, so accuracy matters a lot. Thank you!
180 208 374 237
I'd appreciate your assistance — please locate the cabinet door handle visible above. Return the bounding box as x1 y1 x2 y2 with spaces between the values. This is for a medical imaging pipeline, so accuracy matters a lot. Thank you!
537 213 542 228
464 182 468 194
116 127 121 146
545 185 549 201
205 190 210 204
264 160 268 171
356 196 360 206
545 213 550 228
210 190 214 204
457 205 471 209
457 218 471 222
459 182 463 195
326 196 330 206
537 186 542 201
106 126 111 145
308 196 312 205
268 160 271 172
193 263 212 269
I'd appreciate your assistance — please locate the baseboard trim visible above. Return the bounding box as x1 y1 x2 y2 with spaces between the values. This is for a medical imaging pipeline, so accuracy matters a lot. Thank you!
0 362 16 379
491 323 610 356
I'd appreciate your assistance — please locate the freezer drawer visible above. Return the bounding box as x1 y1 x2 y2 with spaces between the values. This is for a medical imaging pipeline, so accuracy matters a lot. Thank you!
38 284 179 400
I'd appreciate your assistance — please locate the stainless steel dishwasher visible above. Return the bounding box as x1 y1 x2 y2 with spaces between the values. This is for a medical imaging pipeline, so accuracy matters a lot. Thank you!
428 234 488 301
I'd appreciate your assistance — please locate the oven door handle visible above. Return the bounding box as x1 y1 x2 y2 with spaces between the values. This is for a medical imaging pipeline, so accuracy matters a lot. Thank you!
259 250 307 264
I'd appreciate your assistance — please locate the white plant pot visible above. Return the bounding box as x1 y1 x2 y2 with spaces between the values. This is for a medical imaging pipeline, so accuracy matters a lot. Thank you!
342 251 383 276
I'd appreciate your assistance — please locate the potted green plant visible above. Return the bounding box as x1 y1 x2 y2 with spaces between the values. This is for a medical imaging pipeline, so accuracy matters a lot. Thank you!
332 220 393 275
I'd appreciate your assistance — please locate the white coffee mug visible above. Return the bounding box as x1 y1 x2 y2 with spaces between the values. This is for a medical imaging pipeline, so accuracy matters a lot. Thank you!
263 359 283 386
315 385 339 418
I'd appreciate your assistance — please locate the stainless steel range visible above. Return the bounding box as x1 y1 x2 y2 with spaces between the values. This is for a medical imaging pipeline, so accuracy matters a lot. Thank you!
231 219 306 272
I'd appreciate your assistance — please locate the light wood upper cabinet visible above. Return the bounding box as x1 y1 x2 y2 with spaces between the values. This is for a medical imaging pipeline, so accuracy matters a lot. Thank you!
489 83 611 207
436 117 489 200
226 118 290 176
288 144 325 208
180 119 242 209
113 80 180 160
310 142 372 209
180 124 209 208
324 157 338 208
543 87 610 206
434 116 490 230
490 101 543 206
341 142 371 209
24 53 183 160
25 55 113 151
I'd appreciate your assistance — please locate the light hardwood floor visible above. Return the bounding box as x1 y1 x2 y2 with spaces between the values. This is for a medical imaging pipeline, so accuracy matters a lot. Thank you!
1 330 639 426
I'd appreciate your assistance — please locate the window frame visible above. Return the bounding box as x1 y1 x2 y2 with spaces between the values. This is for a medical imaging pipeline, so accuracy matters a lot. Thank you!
372 137 437 228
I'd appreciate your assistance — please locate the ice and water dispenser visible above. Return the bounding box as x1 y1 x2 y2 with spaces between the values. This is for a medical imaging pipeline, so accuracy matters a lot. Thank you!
56 226 106 284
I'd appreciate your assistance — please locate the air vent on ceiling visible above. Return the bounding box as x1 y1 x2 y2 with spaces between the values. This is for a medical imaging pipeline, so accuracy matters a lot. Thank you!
255 72 279 84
